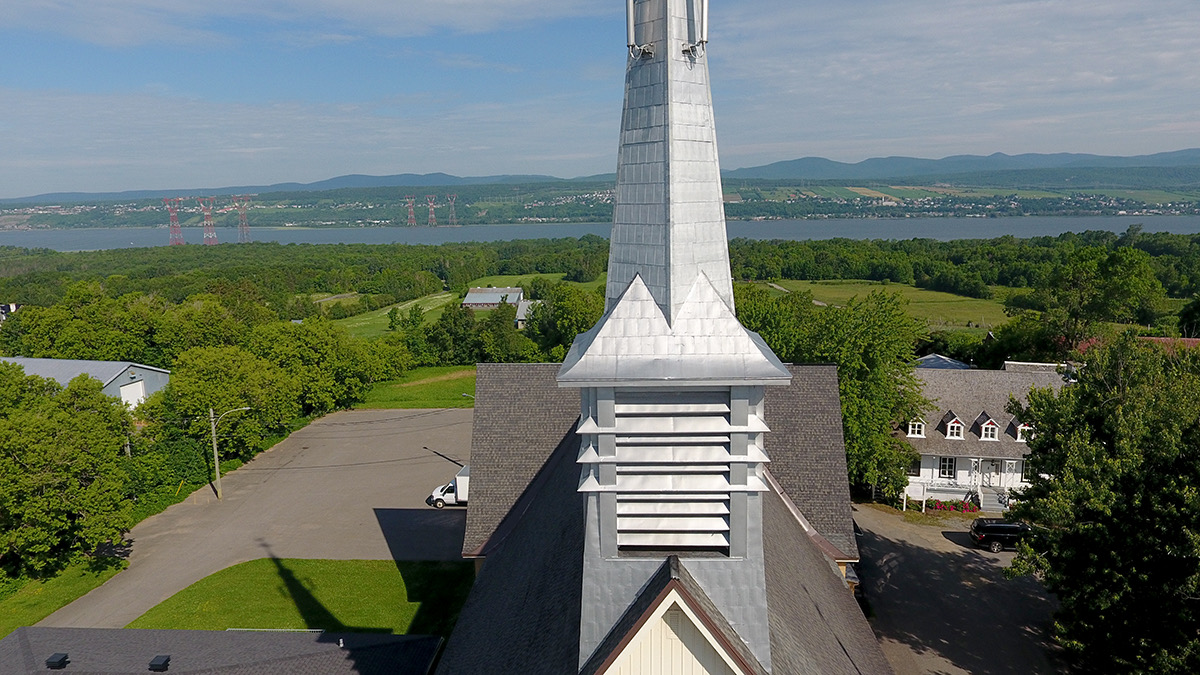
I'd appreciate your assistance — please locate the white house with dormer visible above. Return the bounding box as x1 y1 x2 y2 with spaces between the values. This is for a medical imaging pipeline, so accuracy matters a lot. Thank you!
903 363 1064 510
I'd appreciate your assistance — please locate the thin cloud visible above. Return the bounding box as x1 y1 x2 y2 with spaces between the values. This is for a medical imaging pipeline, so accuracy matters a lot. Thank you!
0 86 616 197
1 0 608 46
711 0 1200 165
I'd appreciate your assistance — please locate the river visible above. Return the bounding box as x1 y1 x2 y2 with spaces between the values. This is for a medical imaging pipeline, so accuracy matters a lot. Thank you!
1 215 1198 252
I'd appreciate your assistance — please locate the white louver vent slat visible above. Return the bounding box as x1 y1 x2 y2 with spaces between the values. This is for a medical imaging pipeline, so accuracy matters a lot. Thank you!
617 501 730 515
617 516 730 532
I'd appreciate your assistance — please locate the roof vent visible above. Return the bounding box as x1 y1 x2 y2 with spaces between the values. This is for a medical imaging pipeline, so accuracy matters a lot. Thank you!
149 654 171 672
45 653 69 670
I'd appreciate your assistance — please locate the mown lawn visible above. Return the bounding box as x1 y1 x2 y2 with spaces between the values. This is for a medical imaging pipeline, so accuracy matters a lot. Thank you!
469 272 607 294
0 559 126 639
357 366 476 409
127 558 473 637
332 292 456 339
771 279 1011 331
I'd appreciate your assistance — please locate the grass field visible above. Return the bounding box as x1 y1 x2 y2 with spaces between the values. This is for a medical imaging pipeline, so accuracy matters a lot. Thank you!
358 366 477 409
469 272 607 294
127 558 474 637
332 292 456 339
1089 189 1200 204
0 559 126 639
770 279 1011 331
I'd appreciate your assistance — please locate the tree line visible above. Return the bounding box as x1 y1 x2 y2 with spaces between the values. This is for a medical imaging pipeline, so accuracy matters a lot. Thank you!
2 230 1200 669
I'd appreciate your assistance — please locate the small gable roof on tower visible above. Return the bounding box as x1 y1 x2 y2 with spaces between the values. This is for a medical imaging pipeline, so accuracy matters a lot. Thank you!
558 274 791 386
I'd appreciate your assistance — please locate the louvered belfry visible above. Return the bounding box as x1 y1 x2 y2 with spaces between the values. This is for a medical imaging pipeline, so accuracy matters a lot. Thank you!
557 0 792 668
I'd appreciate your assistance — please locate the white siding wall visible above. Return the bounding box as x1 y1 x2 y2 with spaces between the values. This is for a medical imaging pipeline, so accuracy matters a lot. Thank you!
909 455 1032 489
606 604 737 675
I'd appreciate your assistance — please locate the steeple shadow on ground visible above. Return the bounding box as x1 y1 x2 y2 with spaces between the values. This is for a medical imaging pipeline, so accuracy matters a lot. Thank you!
855 525 1061 674
372 508 475 637
254 542 447 674
372 507 466 562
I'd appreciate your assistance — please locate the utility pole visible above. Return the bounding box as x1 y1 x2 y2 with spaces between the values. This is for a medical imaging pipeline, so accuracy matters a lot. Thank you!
210 406 250 500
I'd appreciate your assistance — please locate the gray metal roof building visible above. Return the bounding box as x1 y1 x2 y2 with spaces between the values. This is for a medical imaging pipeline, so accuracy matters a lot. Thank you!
461 287 524 308
1 357 170 407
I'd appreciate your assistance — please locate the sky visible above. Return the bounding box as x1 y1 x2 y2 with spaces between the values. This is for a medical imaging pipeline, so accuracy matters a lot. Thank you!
2 0 1199 199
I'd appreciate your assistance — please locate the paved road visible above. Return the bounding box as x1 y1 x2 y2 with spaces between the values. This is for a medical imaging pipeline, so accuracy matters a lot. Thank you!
39 408 474 629
854 504 1061 675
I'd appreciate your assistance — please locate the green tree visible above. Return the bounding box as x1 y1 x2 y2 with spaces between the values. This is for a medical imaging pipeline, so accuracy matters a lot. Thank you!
477 303 540 363
1009 334 1200 672
736 286 926 494
0 368 133 576
146 346 302 460
525 284 604 361
248 319 380 415
1180 294 1200 338
427 303 481 366
1004 247 1168 357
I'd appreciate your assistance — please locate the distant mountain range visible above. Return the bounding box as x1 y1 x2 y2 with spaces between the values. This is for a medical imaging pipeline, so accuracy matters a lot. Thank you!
721 149 1200 181
7 149 1200 203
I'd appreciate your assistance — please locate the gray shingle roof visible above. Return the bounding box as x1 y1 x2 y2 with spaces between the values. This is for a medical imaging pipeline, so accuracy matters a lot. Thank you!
464 363 856 562
0 627 440 674
906 368 1066 459
1 357 169 388
439 419 891 674
462 363 580 556
764 364 858 560
762 488 895 674
435 428 587 674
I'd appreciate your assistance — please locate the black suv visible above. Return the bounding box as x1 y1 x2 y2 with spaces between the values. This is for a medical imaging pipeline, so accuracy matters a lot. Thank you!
969 518 1031 553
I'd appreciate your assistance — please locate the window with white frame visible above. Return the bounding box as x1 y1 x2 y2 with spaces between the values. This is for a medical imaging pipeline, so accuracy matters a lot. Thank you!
981 423 998 441
946 421 964 439
907 421 925 438
939 456 956 479
1016 424 1031 442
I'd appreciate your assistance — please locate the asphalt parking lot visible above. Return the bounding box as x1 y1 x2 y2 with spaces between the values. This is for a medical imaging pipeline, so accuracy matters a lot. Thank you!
39 408 474 629
854 504 1061 675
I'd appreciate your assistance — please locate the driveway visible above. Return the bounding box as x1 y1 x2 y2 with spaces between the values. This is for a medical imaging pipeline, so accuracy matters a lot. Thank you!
854 504 1061 675
39 408 474 629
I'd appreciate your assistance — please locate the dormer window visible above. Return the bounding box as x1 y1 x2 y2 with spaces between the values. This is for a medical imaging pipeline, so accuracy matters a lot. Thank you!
907 421 926 438
974 411 999 441
1016 424 1031 442
947 421 964 439
941 410 964 440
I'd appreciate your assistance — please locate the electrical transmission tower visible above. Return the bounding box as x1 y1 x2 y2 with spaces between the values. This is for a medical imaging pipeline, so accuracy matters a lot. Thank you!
405 196 417 227
231 195 253 243
447 194 458 226
426 195 437 227
163 197 186 246
196 197 218 245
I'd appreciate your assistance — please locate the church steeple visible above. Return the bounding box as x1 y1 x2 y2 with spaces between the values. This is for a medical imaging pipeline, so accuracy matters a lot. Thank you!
559 2 790 670
605 0 734 325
